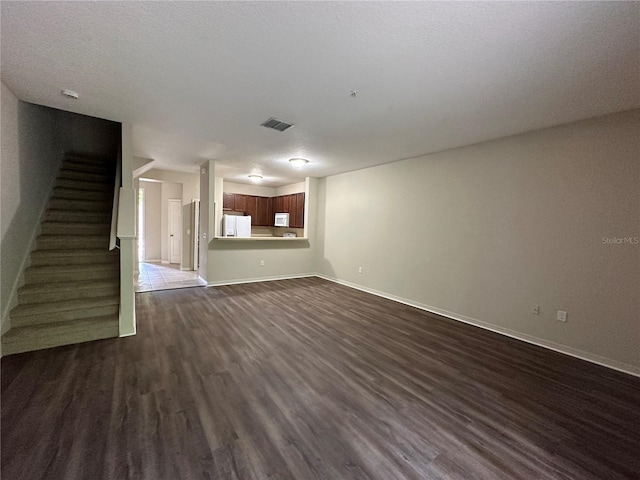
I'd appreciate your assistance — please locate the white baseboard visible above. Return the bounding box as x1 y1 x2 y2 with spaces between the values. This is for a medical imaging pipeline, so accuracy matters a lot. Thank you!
141 258 161 263
315 274 640 378
207 273 315 287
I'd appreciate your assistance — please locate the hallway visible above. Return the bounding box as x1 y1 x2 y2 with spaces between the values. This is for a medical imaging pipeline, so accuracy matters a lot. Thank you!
135 262 205 292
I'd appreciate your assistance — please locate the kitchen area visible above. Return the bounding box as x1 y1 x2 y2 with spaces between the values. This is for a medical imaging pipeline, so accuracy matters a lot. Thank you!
199 163 318 286
218 181 308 240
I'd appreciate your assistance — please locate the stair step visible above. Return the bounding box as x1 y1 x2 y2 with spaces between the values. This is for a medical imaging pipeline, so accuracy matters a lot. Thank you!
45 209 111 224
1 316 119 355
61 160 110 174
51 187 112 202
49 198 112 212
55 178 113 192
10 296 120 327
30 249 119 266
58 170 111 183
40 222 111 236
65 155 113 166
18 279 120 304
36 235 110 251
25 262 119 283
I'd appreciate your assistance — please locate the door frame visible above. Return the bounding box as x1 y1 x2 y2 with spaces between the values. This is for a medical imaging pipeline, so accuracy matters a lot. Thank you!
168 199 182 265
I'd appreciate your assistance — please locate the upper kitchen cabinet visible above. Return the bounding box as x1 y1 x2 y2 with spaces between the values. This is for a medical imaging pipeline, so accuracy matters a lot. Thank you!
244 195 271 226
223 181 306 228
257 196 271 226
233 194 247 213
292 193 305 228
271 193 305 228
244 195 257 223
223 192 234 211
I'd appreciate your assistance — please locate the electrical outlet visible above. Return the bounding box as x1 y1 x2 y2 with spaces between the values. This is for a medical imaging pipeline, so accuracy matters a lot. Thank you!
556 310 567 322
531 305 540 315
358 266 363 274
260 260 265 266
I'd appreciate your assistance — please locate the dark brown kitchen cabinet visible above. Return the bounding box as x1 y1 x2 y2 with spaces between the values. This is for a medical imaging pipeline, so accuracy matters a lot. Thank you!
292 193 305 228
233 194 247 213
256 196 270 226
224 192 304 227
289 195 298 228
223 192 234 211
288 193 305 228
244 195 257 223
274 196 283 214
271 193 305 228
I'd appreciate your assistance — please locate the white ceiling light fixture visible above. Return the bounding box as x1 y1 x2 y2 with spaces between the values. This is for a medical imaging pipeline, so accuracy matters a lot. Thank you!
289 158 309 168
248 174 263 182
61 89 79 99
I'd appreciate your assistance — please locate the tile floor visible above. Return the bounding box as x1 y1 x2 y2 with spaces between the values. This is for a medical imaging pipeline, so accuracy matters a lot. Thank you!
135 262 206 293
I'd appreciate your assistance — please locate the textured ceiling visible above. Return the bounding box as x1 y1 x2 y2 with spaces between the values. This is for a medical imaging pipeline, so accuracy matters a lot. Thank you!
2 2 639 186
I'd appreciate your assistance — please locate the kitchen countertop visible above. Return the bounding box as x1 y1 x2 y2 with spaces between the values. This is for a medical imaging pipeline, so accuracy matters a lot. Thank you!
213 236 307 241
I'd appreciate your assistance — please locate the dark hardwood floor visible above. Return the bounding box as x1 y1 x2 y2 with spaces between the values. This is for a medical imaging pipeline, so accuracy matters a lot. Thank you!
2 277 639 480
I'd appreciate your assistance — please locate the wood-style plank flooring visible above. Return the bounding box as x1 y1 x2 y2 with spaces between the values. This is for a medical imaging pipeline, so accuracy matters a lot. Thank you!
2 277 639 479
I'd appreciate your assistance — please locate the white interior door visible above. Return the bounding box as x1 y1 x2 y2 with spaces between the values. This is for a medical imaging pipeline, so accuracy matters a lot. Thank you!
169 199 182 264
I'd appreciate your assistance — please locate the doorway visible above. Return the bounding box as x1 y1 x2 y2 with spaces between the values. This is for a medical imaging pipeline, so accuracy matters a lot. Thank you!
134 177 204 293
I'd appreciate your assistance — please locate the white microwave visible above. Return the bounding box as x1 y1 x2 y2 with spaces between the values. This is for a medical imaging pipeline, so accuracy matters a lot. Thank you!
274 212 289 227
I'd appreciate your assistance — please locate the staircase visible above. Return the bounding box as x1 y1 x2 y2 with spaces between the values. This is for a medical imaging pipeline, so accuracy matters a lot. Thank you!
2 155 121 355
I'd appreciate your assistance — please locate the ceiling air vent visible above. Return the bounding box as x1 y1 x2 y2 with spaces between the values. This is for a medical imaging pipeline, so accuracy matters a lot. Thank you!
260 117 295 132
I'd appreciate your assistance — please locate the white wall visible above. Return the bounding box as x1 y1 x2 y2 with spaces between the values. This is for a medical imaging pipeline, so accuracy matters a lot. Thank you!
275 182 305 196
224 181 276 197
222 181 305 197
316 110 640 374
139 180 162 261
142 168 199 204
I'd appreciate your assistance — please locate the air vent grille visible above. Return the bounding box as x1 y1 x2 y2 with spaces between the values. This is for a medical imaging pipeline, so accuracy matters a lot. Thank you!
261 117 295 132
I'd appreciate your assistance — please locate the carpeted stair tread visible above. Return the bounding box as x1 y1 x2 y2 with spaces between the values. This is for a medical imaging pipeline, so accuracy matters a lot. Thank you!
36 235 111 251
18 279 120 304
1 316 119 355
44 210 112 223
24 262 118 283
51 187 113 201
48 198 112 212
40 222 111 236
25 262 119 275
61 160 110 174
58 170 111 182
55 178 113 191
11 295 120 317
30 248 119 266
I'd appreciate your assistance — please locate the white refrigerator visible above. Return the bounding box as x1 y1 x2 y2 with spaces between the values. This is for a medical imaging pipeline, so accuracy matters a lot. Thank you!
222 215 251 237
